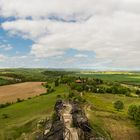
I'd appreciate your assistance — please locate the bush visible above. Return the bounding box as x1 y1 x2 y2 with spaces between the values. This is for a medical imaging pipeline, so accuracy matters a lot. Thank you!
56 95 61 99
128 105 140 126
128 105 138 119
0 104 5 108
16 98 23 103
55 79 59 87
114 100 124 111
68 92 75 98
134 106 140 123
136 90 140 95
0 102 12 108
2 113 9 119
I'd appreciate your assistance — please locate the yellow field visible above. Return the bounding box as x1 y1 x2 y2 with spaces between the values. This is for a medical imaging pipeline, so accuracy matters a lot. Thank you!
0 82 46 103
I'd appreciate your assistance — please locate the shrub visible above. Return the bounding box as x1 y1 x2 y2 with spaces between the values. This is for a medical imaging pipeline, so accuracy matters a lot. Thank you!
114 100 124 111
128 105 138 119
2 113 9 119
134 106 140 124
16 98 23 103
128 105 140 126
136 90 140 95
0 102 12 108
0 104 5 108
68 92 75 98
56 95 61 99
55 79 59 87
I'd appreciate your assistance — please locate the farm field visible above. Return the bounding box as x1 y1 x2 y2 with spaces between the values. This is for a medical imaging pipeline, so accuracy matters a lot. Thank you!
83 93 140 140
77 72 140 85
1 69 140 85
0 85 68 140
0 69 140 140
0 82 46 103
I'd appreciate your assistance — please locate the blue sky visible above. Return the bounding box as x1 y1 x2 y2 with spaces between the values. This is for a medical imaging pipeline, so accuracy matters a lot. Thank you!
0 30 32 55
0 0 140 70
0 17 32 56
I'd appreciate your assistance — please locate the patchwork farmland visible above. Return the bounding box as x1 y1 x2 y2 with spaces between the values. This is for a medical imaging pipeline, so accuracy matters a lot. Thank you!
0 69 140 140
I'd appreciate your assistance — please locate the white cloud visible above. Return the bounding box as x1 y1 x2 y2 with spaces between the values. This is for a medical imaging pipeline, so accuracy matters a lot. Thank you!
1 0 140 18
31 43 65 58
1 0 140 69
74 54 88 58
2 19 50 39
0 44 13 51
0 0 119 18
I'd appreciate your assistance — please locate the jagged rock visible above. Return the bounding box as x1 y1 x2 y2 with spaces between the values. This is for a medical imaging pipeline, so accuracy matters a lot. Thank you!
71 103 97 140
40 100 65 140
36 100 103 140
43 120 64 140
54 99 63 112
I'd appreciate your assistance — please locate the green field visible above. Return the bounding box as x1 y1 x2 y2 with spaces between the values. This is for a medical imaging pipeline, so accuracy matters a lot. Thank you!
0 69 140 140
77 72 140 85
1 69 140 85
0 85 68 140
83 93 140 140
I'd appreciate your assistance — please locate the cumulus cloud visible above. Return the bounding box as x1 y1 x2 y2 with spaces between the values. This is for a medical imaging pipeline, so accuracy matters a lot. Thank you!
0 44 13 51
74 54 88 58
0 0 140 69
0 0 119 18
31 43 65 58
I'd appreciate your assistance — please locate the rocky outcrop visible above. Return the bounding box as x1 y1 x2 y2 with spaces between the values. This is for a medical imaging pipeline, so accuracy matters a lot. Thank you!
37 100 65 140
36 100 105 140
71 102 99 140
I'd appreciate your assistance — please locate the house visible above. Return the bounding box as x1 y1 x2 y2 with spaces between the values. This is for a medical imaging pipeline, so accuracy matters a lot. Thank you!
75 79 82 83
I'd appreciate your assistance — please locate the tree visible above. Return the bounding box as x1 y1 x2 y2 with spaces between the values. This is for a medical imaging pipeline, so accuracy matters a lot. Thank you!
2 113 9 119
128 105 140 127
55 79 59 87
16 98 22 103
136 90 140 95
134 106 140 123
75 85 83 92
114 100 124 111
112 86 119 94
128 105 138 119
56 95 61 99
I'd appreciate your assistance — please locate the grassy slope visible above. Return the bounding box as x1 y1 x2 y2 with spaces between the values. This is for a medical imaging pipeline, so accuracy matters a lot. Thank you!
0 84 139 140
0 69 48 82
83 93 140 140
0 85 68 140
0 69 140 140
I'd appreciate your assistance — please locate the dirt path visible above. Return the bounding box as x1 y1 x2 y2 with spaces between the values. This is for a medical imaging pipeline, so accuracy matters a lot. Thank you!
62 103 79 140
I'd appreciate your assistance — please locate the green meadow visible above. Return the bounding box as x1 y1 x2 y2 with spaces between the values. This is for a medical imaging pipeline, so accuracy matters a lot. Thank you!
0 85 68 140
0 69 140 140
77 72 140 85
83 93 140 140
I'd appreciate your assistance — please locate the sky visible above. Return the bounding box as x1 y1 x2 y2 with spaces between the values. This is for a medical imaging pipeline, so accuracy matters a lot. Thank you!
0 0 140 70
